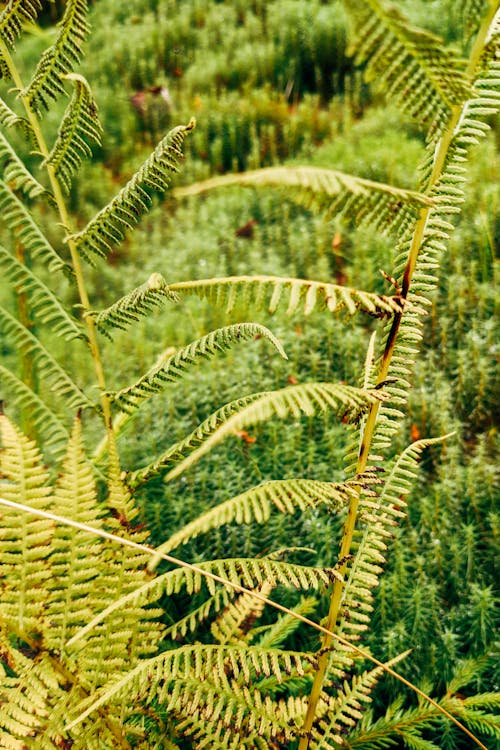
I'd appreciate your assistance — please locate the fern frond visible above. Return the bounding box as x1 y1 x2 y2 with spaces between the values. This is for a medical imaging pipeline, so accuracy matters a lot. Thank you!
343 0 471 139
22 0 90 113
0 96 33 140
65 644 314 732
129 383 385 486
176 166 433 235
165 675 302 745
0 245 85 341
459 0 491 35
0 131 47 199
0 180 69 274
87 272 179 338
253 596 318 649
68 558 336 653
164 589 233 642
211 582 274 645
170 274 408 318
377 433 454 510
0 0 42 51
110 322 287 413
70 120 195 261
43 73 102 193
149 479 355 566
43 416 102 652
0 365 69 454
0 412 53 633
0 305 94 411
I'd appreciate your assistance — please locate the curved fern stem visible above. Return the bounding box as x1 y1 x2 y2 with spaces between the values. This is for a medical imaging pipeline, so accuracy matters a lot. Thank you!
0 37 117 458
298 5 500 747
0 495 487 750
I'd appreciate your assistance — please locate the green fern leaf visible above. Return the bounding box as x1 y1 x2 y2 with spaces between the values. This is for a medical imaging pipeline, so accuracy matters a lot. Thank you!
211 583 274 645
311 654 410 747
0 96 33 140
0 365 69 454
149 479 354 566
110 322 287 413
0 180 70 274
129 384 385 487
67 558 336 653
343 0 471 138
0 0 42 51
170 274 408 318
0 245 85 341
70 120 195 261
87 272 179 338
0 305 94 411
0 131 47 199
22 0 90 113
253 596 318 650
0 412 53 633
66 644 314 732
43 73 102 193
43 416 103 652
175 166 433 235
166 383 384 482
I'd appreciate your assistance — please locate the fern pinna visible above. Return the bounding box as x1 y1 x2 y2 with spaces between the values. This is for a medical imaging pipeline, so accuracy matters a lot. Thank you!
0 0 499 749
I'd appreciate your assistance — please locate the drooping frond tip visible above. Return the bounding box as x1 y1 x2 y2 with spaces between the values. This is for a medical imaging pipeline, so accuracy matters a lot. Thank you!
0 0 43 53
44 73 102 193
109 322 287 413
70 119 196 262
86 273 179 338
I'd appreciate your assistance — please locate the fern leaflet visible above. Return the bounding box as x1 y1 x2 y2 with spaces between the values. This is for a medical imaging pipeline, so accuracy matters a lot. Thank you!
128 383 385 486
0 245 85 341
110 322 287 413
0 365 69 454
0 131 47 199
149 478 356 567
170 274 409 318
176 165 433 236
0 0 42 51
22 0 90 113
70 120 195 261
44 73 102 193
0 305 94 410
0 180 70 274
87 272 179 338
343 0 471 139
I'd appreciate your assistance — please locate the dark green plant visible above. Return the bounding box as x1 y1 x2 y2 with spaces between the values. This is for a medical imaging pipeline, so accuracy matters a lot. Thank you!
0 1 498 749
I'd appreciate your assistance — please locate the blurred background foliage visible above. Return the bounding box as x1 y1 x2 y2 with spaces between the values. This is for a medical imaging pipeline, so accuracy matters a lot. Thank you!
3 0 498 722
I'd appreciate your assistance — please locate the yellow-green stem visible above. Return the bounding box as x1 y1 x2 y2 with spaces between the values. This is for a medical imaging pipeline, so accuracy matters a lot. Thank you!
298 4 499 745
0 39 117 456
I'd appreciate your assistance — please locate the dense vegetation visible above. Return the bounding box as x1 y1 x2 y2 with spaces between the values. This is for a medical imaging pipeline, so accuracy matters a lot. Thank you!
0 0 498 748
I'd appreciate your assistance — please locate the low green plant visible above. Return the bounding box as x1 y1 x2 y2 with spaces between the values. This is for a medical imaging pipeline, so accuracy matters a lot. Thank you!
0 1 498 749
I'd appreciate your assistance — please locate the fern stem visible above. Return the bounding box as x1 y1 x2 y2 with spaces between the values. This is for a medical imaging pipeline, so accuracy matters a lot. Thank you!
0 38 117 459
298 5 499 745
